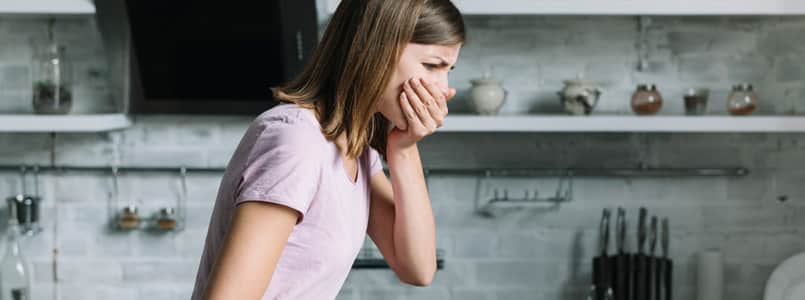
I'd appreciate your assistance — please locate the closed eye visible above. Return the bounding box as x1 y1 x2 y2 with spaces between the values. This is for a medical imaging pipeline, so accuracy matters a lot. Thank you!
423 63 439 70
423 63 456 73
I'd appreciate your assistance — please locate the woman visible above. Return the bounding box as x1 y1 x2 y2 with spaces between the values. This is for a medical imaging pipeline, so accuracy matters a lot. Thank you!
191 0 465 299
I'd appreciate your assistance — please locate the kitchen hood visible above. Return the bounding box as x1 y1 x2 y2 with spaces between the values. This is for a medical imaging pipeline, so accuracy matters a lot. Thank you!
94 0 318 115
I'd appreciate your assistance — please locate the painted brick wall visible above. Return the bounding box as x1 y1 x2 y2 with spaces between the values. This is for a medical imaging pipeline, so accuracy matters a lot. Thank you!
0 12 804 300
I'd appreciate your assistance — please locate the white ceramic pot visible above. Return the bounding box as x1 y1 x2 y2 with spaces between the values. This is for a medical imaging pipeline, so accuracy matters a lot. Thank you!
468 78 507 115
558 79 601 115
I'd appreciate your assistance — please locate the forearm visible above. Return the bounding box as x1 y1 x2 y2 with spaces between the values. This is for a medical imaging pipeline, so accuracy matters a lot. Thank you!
386 144 437 283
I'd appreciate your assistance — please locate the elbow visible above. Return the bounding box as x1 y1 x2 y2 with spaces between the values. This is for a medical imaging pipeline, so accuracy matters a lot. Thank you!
399 266 436 287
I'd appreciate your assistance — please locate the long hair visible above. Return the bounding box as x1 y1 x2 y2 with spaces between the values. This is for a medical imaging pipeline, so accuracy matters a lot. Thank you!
272 0 465 159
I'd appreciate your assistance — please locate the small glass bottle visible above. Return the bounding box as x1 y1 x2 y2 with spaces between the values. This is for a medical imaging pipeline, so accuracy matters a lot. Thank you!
684 88 710 116
631 84 663 115
156 207 177 230
727 83 758 116
118 205 141 230
31 43 72 115
0 216 32 300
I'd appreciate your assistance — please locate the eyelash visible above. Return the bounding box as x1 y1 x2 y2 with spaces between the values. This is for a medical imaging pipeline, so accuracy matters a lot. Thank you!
422 63 439 70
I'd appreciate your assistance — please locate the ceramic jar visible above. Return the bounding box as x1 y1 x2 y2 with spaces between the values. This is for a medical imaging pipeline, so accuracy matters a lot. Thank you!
631 84 663 115
558 79 601 115
468 74 507 115
726 83 758 116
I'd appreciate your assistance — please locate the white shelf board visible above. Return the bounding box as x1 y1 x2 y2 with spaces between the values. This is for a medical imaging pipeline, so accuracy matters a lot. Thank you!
0 114 132 132
0 0 95 15
325 0 805 15
437 115 805 132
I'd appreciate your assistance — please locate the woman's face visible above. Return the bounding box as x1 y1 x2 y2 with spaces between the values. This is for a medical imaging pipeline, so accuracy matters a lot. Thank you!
377 43 461 131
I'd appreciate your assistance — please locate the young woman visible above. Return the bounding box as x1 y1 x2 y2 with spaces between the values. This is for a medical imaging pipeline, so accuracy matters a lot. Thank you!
191 0 465 299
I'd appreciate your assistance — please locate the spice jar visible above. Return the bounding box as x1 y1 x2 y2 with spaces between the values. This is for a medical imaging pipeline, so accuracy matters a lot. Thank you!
684 88 710 116
631 84 663 115
727 83 758 116
156 207 177 230
118 205 140 230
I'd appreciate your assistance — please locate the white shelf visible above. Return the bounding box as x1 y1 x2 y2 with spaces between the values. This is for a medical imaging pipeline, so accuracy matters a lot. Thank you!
0 114 132 132
437 115 805 132
0 0 95 16
325 0 805 15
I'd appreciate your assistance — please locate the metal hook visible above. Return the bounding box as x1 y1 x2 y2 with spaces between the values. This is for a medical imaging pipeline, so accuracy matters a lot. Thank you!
179 166 188 231
19 165 27 196
32 165 40 197
112 165 119 198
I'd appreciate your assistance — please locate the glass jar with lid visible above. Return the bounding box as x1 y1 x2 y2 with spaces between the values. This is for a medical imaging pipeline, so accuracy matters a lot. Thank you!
118 205 141 230
631 84 663 115
726 83 758 116
31 43 73 114
155 207 178 230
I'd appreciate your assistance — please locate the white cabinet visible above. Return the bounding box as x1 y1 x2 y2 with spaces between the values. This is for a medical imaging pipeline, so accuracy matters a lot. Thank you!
0 0 95 16
325 0 805 15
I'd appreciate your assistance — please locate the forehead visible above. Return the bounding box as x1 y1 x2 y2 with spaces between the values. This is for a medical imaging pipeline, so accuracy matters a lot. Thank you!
404 43 461 63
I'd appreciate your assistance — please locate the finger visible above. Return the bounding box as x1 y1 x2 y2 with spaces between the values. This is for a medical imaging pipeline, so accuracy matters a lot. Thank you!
419 79 447 127
411 77 437 109
400 91 422 130
405 79 436 130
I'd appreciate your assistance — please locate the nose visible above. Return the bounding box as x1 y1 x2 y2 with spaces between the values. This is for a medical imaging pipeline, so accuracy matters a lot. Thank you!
429 73 450 97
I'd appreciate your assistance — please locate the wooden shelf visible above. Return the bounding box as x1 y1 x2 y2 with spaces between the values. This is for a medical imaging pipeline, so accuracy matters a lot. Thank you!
325 0 805 15
437 115 805 133
0 114 132 132
0 0 95 16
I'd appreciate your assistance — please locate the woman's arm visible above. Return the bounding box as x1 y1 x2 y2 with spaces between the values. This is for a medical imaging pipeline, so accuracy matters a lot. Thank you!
367 146 436 286
202 202 298 299
366 78 451 286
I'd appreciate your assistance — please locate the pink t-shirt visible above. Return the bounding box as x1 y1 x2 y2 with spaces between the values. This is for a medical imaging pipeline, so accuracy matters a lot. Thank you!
191 102 384 300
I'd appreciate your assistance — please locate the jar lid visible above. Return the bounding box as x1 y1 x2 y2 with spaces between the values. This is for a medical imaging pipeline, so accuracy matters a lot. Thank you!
123 205 138 214
160 207 175 216
562 79 599 87
733 83 754 91
470 78 501 85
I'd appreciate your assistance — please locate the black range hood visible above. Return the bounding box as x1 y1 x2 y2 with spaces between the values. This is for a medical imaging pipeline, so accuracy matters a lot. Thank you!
95 0 318 115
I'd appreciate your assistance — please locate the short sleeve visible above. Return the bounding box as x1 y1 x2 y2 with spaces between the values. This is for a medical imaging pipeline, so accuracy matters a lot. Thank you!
235 122 322 223
368 147 385 177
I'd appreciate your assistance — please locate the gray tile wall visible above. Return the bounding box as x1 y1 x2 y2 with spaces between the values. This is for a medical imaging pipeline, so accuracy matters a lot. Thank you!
0 12 804 300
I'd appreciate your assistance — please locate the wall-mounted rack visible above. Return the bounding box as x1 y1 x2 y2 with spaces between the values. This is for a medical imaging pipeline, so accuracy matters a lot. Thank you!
0 165 749 177
479 172 574 217
352 248 445 270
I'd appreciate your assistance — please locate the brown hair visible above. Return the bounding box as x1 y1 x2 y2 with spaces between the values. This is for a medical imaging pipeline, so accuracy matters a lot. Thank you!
272 0 465 160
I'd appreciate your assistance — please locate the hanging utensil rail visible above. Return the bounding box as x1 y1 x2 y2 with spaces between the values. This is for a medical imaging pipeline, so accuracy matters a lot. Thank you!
0 165 749 177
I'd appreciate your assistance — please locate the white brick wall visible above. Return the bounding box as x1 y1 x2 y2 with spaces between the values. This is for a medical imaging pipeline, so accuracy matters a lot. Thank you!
0 14 804 300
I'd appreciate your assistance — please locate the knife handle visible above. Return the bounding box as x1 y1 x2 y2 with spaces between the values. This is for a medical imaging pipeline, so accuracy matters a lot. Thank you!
594 256 612 300
665 258 673 300
648 257 657 300
633 255 648 300
612 255 629 300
